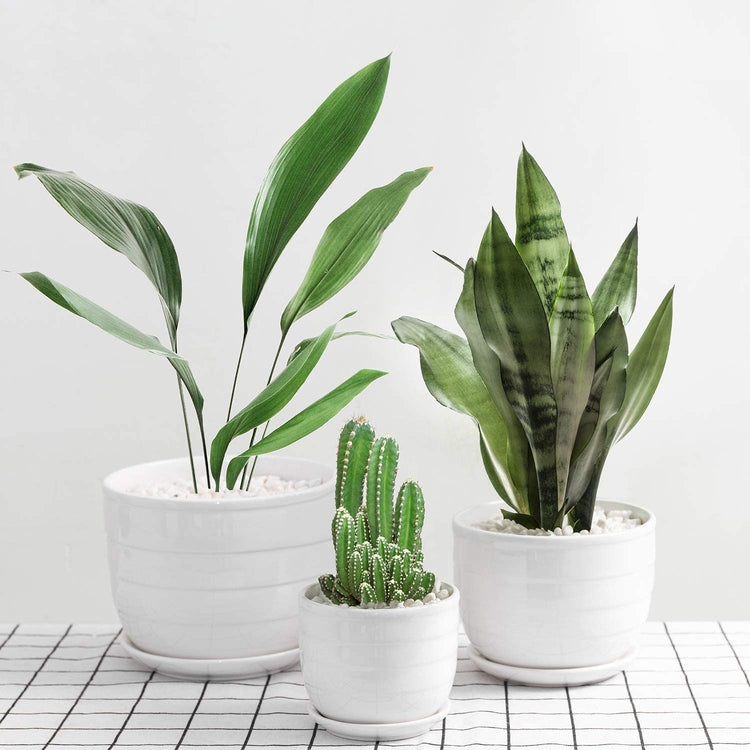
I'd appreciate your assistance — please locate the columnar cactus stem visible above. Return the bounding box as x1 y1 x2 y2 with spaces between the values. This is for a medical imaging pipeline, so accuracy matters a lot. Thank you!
336 418 375 515
366 436 398 545
394 480 425 552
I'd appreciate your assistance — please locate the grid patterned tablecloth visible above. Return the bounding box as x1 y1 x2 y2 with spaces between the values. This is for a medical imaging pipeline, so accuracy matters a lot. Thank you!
0 622 748 749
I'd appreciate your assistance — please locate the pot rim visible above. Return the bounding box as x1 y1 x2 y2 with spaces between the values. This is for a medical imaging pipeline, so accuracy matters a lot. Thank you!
300 582 459 618
453 500 655 545
103 455 335 510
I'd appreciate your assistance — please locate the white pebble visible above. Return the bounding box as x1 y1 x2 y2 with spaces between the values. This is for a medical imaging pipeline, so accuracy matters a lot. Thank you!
437 589 450 600
404 598 415 607
475 507 643 537
423 592 436 603
130 474 321 500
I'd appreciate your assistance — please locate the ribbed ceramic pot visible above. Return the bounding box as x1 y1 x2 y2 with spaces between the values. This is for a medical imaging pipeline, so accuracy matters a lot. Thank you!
454 500 655 670
299 582 459 724
103 456 333 660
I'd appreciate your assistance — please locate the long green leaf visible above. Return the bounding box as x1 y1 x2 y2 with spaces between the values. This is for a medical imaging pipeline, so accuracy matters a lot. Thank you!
611 288 674 442
592 221 638 328
242 56 390 328
15 164 182 341
474 209 558 527
455 259 529 509
210 322 339 485
515 146 570 316
549 249 595 505
391 315 525 512
281 167 430 334
225 369 386 488
287 329 393 366
17 271 202 415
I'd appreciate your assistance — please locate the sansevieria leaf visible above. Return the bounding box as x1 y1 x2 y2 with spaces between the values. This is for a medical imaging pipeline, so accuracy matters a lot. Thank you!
15 164 182 342
515 146 570 316
17 271 202 415
242 56 390 329
210 322 339 485
391 315 525 512
611 287 674 442
549 249 595 505
474 210 558 526
592 221 638 328
281 167 431 335
225 369 386 488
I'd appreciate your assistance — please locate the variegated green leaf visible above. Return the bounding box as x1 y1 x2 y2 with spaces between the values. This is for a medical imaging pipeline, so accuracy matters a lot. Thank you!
592 221 638 328
474 209 558 527
549 249 595 506
611 288 674 442
242 56 389 328
15 164 182 342
515 146 570 316
281 167 430 334
391 315 525 512
225 369 386 488
455 259 529 510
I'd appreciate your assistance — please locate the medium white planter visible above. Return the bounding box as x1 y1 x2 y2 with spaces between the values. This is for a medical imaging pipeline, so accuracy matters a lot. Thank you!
454 501 655 683
299 582 459 734
103 456 334 667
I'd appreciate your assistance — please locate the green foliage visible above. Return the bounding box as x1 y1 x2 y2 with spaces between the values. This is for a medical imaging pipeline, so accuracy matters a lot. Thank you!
320 419 435 606
12 57 427 492
393 146 673 531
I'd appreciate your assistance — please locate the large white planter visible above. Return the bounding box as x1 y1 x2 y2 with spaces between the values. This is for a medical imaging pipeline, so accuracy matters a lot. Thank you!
454 501 655 682
103 456 333 665
299 582 459 735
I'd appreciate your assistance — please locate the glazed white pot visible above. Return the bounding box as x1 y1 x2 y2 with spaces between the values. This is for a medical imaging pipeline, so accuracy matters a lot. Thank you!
454 501 655 670
103 456 333 660
299 583 459 725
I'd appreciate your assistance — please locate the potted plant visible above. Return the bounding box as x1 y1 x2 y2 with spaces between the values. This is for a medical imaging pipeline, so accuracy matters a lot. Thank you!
299 418 459 741
393 146 673 686
10 56 430 680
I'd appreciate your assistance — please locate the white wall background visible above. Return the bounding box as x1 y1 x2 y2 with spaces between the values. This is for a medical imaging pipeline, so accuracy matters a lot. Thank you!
1 0 748 623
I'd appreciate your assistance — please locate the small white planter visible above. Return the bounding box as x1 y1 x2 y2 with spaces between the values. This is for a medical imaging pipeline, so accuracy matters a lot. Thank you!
103 456 333 677
298 582 459 739
454 501 655 685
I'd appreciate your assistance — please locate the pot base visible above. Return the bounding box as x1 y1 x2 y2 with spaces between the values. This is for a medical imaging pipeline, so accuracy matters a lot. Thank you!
308 700 450 741
468 644 637 687
121 636 299 681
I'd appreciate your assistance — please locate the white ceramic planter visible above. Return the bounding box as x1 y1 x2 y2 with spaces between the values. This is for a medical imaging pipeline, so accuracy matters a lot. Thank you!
454 501 655 681
299 582 459 732
103 456 334 665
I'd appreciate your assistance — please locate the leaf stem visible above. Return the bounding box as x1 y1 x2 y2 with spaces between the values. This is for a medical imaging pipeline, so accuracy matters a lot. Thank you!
243 333 287 490
226 332 247 421
176 376 199 493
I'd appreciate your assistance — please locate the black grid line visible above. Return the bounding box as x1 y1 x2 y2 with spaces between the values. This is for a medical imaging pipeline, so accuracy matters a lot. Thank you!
0 624 749 749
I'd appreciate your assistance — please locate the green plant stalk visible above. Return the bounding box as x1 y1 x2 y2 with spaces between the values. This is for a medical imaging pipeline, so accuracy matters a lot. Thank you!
226 332 248 422
175 376 198 493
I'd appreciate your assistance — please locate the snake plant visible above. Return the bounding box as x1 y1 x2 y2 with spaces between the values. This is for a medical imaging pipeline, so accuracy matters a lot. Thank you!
9 56 429 492
393 146 673 531
319 418 436 605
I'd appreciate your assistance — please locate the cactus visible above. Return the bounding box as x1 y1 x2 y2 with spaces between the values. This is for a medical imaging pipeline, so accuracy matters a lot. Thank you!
319 419 436 606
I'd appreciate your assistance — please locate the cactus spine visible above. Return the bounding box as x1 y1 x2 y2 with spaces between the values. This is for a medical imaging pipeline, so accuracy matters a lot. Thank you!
320 418 436 606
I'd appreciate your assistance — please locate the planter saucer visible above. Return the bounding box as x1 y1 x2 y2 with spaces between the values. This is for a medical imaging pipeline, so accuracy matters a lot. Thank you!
120 636 299 681
468 644 638 687
308 700 450 741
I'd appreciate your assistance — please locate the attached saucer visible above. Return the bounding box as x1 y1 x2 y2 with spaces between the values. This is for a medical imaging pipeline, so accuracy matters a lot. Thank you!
468 644 637 687
308 700 450 741
120 636 299 681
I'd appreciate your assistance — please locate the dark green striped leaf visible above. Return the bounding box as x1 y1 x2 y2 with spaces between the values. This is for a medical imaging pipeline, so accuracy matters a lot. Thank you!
474 209 559 527
592 221 638 328
242 56 390 329
515 146 570 316
391 315 525 512
210 321 339 485
225 369 386 488
549 249 595 504
17 271 202 415
281 167 430 334
15 164 182 342
611 287 674 442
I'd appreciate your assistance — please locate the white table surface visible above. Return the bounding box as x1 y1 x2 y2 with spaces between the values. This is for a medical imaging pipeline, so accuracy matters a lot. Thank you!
0 622 748 749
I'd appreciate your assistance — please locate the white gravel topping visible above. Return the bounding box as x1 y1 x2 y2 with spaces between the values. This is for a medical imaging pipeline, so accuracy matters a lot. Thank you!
477 507 642 536
129 475 320 500
313 583 452 609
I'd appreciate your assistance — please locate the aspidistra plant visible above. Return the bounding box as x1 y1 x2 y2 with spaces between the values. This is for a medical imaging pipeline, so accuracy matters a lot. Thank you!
393 146 673 531
12 56 429 492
